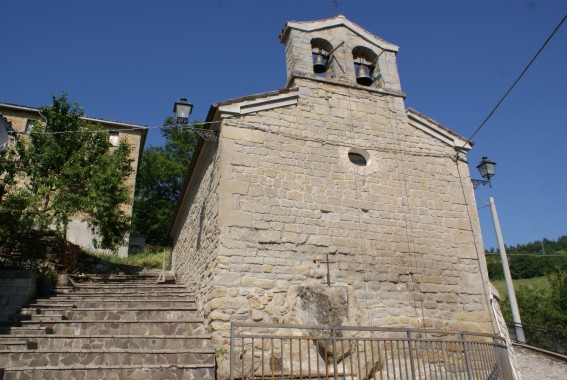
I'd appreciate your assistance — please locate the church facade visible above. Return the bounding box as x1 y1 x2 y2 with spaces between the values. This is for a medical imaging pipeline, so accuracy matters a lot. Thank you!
169 15 510 377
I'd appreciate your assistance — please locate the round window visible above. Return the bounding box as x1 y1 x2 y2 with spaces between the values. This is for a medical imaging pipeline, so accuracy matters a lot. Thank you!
348 152 367 166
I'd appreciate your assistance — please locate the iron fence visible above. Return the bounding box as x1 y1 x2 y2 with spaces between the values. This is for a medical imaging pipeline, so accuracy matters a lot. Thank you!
506 322 567 355
230 322 513 379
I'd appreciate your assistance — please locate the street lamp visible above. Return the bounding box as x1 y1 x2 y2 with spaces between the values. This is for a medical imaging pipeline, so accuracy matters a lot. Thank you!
171 98 218 142
173 98 193 126
472 156 496 188
471 156 526 343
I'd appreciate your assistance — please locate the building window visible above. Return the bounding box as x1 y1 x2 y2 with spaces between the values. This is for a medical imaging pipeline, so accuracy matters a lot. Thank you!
348 149 370 167
25 119 35 132
108 131 120 147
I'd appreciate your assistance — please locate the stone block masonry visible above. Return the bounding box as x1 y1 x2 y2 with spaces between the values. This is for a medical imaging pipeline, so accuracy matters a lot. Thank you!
170 16 501 378
172 78 495 344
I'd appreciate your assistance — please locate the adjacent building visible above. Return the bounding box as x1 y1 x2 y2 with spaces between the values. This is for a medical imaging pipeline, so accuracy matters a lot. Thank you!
0 102 147 257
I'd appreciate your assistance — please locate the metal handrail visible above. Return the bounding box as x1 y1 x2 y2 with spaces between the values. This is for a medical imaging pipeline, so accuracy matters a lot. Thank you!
230 322 513 380
232 321 508 340
506 322 567 355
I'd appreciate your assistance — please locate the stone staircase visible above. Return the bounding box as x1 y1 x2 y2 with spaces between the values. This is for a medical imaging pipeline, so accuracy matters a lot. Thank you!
0 271 215 379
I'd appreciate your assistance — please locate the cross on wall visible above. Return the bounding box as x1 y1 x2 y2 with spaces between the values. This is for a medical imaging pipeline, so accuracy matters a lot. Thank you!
313 253 338 287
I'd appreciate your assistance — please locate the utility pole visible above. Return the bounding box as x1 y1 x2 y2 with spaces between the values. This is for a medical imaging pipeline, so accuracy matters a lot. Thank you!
489 197 525 343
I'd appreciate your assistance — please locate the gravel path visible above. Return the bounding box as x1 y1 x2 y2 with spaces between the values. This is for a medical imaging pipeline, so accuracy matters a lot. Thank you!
514 345 567 380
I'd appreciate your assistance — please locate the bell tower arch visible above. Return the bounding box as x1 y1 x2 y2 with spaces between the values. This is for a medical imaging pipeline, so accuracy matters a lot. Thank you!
279 15 403 95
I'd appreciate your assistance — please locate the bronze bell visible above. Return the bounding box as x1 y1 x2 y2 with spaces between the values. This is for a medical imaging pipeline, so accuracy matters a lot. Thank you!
313 51 328 74
356 64 373 86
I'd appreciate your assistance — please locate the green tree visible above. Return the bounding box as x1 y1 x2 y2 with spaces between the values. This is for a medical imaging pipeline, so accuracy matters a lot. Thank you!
131 117 198 245
0 93 133 263
501 255 567 331
547 255 567 329
0 189 46 266
501 286 553 328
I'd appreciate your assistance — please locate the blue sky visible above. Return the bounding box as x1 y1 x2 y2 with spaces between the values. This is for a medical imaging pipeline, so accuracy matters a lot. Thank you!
2 0 566 250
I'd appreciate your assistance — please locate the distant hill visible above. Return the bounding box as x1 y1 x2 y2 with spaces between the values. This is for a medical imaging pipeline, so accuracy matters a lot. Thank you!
485 235 567 280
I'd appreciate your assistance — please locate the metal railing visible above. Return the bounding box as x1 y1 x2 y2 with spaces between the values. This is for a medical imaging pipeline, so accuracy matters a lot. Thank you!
506 322 567 355
230 322 513 379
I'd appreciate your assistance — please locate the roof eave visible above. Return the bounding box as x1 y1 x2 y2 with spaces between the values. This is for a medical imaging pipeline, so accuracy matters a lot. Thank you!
406 108 473 150
0 102 148 130
279 15 399 53
167 108 219 239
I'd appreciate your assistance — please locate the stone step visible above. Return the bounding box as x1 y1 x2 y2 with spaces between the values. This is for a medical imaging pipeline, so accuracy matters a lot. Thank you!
62 289 189 295
2 364 215 380
0 326 53 336
65 307 197 321
45 299 194 308
27 302 74 309
38 319 206 335
72 280 165 286
38 293 195 300
0 271 215 378
53 286 193 293
77 282 163 286
34 295 195 307
20 307 69 315
73 272 160 277
71 275 161 282
0 348 215 368
18 334 212 350
36 295 195 302
9 314 65 322
0 339 28 351
71 283 186 289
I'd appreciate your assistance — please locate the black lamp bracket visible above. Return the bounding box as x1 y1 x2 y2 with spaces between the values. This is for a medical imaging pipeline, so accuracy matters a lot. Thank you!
173 123 218 143
471 179 491 189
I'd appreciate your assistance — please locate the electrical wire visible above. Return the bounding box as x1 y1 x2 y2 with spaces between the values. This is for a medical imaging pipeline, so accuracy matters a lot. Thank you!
7 111 462 161
228 119 456 160
475 194 491 209
454 156 498 335
463 13 567 146
8 120 222 136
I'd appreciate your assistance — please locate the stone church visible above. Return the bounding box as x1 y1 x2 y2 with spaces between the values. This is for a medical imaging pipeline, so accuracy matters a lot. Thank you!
169 16 514 378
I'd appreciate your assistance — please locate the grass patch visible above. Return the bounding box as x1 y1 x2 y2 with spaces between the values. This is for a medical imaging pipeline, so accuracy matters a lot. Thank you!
491 276 551 298
79 246 170 271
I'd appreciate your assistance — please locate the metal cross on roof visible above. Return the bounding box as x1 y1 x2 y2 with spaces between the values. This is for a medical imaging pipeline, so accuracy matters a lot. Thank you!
331 0 341 15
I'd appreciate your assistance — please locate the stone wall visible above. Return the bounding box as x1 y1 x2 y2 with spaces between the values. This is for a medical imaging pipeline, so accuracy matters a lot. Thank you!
171 142 221 321
490 284 523 379
176 77 497 346
0 109 38 133
0 271 36 321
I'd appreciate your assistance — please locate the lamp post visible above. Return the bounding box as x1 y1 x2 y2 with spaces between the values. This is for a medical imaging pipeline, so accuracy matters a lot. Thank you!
471 156 496 189
473 157 525 343
172 98 218 142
